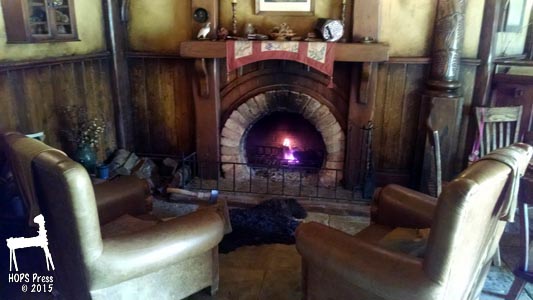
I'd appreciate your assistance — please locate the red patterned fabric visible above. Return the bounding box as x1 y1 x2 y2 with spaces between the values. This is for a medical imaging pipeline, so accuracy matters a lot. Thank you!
226 41 336 79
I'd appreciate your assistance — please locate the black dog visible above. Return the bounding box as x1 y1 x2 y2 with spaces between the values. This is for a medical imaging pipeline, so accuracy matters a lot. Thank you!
219 198 307 253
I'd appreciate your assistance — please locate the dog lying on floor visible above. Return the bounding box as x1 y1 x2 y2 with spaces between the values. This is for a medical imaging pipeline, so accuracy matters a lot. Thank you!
219 198 307 253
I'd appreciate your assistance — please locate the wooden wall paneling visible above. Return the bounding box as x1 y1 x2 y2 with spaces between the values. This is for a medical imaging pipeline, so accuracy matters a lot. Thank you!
0 71 18 131
127 57 196 155
145 59 166 154
398 64 425 171
0 57 116 161
373 62 427 186
129 58 152 153
96 59 117 158
160 59 179 154
378 64 408 170
36 66 59 148
73 62 87 108
21 69 43 133
8 70 30 132
173 60 195 154
372 63 388 171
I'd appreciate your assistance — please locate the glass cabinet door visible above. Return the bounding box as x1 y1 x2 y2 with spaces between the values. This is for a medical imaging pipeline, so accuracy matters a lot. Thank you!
50 0 74 36
28 0 50 36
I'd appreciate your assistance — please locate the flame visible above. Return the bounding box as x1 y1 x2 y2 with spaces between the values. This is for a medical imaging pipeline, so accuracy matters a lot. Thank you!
283 138 291 147
282 137 298 162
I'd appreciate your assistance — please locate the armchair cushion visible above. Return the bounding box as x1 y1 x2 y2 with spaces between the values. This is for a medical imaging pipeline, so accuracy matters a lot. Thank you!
94 176 150 225
90 209 224 290
371 184 437 228
296 222 441 300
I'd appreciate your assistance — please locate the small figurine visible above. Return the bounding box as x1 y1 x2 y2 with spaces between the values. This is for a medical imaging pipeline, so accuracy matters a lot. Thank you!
217 27 229 40
270 23 295 40
197 22 211 40
244 23 256 35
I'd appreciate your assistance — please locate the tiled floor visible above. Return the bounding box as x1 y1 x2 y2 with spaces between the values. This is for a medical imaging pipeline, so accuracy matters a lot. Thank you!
183 210 533 300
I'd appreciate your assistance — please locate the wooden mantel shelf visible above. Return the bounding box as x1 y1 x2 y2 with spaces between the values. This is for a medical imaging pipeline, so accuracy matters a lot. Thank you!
180 41 389 62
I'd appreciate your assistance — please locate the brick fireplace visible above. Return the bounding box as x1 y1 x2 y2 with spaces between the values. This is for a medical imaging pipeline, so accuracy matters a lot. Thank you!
221 90 345 185
181 41 389 188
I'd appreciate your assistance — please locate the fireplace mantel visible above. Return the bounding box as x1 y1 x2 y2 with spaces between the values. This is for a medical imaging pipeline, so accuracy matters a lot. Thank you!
180 41 389 62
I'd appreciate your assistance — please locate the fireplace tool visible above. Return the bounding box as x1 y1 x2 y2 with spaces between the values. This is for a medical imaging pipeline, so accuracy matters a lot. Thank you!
361 121 375 199
166 188 218 204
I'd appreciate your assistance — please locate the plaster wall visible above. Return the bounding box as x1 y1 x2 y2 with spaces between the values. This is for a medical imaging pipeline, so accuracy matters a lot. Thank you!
128 0 485 58
128 0 191 52
380 0 484 57
0 0 106 62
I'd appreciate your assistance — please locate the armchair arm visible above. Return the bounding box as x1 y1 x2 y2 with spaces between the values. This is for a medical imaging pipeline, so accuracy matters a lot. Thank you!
89 209 224 290
93 176 150 225
372 184 437 228
296 222 441 300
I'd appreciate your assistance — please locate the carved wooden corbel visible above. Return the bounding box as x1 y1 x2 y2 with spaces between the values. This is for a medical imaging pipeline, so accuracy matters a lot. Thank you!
358 62 372 104
195 58 210 98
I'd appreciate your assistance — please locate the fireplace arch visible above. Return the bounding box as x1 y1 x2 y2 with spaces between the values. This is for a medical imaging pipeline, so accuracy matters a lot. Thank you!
220 90 345 183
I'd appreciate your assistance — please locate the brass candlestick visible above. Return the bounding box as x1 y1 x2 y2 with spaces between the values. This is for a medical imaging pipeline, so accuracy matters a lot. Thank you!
341 0 346 27
232 2 238 36
341 0 347 42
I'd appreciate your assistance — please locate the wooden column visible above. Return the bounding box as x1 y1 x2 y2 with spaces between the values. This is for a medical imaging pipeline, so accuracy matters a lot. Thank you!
418 0 466 190
191 0 220 178
463 0 502 168
344 0 380 189
103 0 134 149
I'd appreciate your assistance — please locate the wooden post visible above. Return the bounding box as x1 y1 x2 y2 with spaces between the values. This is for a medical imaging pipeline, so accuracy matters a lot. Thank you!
191 0 220 179
418 0 466 190
463 0 502 167
103 0 134 149
344 0 380 189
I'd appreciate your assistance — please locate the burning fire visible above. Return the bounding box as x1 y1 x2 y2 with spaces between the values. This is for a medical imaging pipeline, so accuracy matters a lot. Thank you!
282 138 298 163
283 138 291 147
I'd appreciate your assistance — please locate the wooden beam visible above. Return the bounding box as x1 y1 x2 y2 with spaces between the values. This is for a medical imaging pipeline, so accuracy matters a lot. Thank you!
344 0 381 189
472 0 501 107
0 52 111 71
180 41 389 62
192 58 221 178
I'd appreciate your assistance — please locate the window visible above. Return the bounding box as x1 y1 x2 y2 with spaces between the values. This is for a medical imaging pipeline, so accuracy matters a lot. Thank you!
1 0 78 43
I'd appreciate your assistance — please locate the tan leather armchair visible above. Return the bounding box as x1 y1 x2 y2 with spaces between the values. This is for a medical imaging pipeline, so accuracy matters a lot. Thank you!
2 133 224 300
296 143 533 300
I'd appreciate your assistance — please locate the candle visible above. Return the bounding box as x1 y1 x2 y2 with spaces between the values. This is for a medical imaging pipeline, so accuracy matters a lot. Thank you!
342 0 346 4
232 0 237 3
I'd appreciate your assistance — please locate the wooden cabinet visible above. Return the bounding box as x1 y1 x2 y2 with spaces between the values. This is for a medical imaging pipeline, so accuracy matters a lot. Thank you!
1 0 78 43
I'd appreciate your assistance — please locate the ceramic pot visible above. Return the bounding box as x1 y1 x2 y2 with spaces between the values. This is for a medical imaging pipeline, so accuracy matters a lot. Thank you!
74 144 97 174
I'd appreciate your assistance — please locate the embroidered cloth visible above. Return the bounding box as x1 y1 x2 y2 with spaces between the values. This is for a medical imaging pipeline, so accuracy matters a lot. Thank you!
226 41 335 79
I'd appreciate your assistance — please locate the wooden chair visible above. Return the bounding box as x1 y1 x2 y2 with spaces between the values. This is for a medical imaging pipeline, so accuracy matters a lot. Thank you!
471 106 523 267
506 164 533 300
474 106 523 158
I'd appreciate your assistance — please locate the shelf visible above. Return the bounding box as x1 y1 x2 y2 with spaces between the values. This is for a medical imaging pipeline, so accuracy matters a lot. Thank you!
180 41 389 62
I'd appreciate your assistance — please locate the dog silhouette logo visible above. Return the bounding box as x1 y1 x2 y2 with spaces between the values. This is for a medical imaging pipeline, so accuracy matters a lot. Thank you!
6 214 55 272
